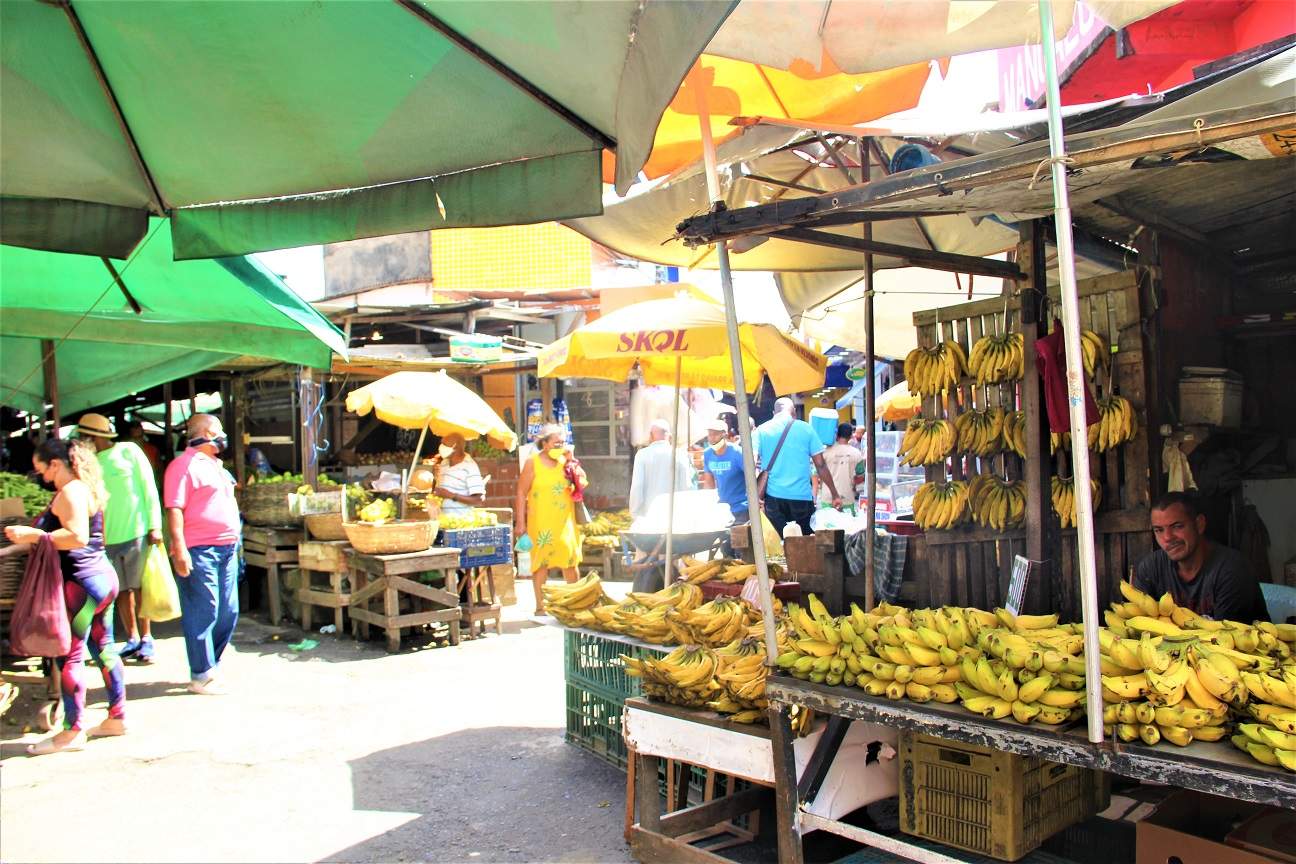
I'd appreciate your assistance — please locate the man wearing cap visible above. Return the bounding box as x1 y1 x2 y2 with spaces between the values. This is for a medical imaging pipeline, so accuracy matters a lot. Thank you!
79 414 164 663
164 414 241 694
701 418 748 526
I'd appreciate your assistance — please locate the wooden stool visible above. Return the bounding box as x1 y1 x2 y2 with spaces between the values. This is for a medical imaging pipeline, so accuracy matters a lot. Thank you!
242 525 303 625
347 547 462 652
297 540 351 634
459 565 503 638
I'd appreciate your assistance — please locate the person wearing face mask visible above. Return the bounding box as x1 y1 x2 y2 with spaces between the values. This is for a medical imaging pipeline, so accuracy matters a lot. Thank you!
700 419 748 527
5 438 127 754
163 414 241 694
515 424 584 615
432 433 485 515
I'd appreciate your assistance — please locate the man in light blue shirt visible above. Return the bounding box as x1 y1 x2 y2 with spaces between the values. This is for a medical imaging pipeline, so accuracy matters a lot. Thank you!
756 398 842 535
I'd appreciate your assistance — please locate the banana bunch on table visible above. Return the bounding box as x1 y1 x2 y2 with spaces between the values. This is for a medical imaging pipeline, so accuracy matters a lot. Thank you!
541 573 614 627
667 596 759 648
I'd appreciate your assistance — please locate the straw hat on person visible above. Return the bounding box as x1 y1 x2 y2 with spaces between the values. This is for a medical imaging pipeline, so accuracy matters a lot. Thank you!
76 413 117 439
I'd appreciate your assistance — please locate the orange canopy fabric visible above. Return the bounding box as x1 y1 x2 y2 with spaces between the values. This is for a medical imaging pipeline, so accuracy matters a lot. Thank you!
604 53 931 184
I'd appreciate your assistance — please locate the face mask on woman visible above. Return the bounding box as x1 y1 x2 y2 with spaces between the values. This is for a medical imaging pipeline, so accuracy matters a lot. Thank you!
547 447 565 460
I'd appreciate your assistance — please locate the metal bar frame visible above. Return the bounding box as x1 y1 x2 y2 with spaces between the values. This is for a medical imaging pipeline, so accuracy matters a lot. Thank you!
772 227 1025 281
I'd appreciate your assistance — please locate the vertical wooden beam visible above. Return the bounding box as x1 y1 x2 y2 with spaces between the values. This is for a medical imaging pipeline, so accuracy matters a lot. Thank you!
232 376 247 485
1018 221 1056 615
637 753 662 831
300 367 318 487
862 141 877 609
40 340 60 439
768 705 805 864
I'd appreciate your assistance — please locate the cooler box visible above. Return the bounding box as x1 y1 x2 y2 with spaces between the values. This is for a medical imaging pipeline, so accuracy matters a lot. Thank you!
809 407 839 447
1178 368 1242 427
449 334 503 363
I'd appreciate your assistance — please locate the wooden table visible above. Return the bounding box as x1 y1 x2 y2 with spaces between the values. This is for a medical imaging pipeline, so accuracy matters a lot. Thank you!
762 675 1296 864
242 525 304 625
346 547 462 652
297 540 351 634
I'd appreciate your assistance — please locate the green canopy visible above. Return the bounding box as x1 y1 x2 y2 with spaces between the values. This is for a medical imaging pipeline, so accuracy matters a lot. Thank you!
0 0 734 259
0 220 347 415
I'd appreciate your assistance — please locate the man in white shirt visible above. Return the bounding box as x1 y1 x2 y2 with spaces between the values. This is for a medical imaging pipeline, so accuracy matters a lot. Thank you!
433 433 486 514
815 422 864 507
628 419 694 519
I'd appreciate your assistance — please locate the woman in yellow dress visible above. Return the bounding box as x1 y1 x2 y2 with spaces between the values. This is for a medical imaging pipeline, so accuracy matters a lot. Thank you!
516 424 584 614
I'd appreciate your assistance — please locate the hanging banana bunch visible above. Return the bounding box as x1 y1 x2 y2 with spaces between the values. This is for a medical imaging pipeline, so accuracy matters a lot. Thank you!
1089 396 1137 452
968 474 1026 530
912 480 971 530
904 341 968 397
898 418 957 467
968 333 1025 384
1081 330 1109 378
1050 476 1103 529
954 408 1006 457
1002 411 1028 458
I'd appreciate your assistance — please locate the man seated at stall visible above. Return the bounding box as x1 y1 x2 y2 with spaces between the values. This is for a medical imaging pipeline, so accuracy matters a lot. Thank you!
433 433 486 515
1134 492 1269 622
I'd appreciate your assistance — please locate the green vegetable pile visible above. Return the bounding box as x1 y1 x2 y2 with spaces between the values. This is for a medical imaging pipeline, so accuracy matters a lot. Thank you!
465 439 510 460
1 471 53 517
246 472 306 486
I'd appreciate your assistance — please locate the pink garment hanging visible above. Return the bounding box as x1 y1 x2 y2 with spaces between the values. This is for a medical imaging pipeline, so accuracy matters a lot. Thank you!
1035 319 1099 434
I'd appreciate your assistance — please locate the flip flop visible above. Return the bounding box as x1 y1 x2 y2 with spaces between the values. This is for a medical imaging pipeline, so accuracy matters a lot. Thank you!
26 731 87 756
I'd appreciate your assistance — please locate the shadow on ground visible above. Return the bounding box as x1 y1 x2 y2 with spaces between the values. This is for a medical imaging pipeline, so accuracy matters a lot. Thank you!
322 726 634 864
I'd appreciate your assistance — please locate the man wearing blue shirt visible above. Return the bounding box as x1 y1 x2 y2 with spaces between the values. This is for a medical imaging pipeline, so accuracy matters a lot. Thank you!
701 419 748 525
756 398 843 535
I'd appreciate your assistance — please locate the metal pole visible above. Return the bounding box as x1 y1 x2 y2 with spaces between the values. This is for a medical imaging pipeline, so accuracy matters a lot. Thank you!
402 421 429 521
664 357 682 583
1039 0 1104 744
862 144 877 610
693 76 780 662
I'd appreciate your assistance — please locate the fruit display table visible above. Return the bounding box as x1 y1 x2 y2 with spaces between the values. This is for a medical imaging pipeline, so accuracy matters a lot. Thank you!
346 547 463 652
242 524 304 625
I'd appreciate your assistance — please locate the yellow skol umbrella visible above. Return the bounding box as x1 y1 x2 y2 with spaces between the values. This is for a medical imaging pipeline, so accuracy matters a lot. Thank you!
537 296 825 396
875 380 922 423
538 295 824 572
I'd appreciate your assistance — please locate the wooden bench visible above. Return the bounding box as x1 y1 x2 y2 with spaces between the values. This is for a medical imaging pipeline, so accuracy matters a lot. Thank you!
347 547 463 652
242 525 303 626
297 540 351 634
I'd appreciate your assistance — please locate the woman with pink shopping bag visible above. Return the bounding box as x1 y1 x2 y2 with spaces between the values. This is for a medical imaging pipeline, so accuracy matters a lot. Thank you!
5 438 127 755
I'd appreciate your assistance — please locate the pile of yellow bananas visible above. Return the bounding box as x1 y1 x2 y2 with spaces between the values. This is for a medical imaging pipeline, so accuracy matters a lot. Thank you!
1051 476 1103 529
968 333 1024 384
968 474 1025 530
1079 329 1109 377
899 418 957 467
1089 396 1138 452
903 341 968 397
1102 583 1295 769
541 573 615 627
623 638 815 733
954 408 1006 457
358 498 398 524
912 480 970 530
678 557 768 585
438 509 499 530
776 595 1088 725
587 582 703 644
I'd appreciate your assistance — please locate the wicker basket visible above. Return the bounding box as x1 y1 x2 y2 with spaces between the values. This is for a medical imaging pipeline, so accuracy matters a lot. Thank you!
305 512 348 541
343 520 437 555
240 483 302 527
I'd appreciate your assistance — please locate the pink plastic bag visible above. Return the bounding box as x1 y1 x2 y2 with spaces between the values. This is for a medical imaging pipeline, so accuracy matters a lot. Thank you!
9 534 70 658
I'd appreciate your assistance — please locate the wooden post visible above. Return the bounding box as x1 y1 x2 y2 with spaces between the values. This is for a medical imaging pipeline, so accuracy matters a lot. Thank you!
1018 221 1056 614
768 706 805 864
40 339 60 439
300 367 318 488
188 375 197 417
232 375 247 486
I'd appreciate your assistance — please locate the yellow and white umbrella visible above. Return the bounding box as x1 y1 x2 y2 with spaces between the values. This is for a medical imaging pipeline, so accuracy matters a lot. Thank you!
537 296 825 396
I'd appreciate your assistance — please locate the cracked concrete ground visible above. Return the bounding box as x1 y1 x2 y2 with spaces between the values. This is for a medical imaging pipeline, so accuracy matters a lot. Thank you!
1 582 634 864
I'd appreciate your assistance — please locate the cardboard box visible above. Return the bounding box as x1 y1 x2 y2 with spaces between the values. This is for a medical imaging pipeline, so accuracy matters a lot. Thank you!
0 497 26 519
1136 790 1279 864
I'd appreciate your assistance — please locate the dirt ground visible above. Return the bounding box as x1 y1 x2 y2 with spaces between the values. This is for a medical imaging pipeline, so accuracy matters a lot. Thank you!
0 582 636 864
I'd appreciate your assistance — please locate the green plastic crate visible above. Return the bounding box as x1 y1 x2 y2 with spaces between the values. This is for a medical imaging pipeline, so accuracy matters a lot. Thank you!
565 680 630 770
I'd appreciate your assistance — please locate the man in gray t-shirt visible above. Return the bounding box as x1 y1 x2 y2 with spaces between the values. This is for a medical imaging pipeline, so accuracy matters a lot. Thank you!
1133 493 1269 623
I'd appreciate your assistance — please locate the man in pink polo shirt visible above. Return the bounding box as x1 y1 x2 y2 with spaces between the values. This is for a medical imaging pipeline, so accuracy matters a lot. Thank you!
164 414 241 694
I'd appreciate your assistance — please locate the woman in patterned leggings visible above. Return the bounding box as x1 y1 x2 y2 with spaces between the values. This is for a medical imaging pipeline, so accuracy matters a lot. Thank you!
5 438 126 754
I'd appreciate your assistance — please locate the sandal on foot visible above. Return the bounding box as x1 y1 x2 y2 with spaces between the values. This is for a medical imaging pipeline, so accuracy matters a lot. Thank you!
26 731 86 756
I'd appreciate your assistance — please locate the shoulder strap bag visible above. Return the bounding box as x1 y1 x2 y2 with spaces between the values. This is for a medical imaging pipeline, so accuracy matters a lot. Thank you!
755 420 794 507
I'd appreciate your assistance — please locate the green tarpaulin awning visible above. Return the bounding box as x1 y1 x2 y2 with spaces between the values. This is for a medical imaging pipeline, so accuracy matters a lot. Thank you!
0 0 734 259
0 220 347 415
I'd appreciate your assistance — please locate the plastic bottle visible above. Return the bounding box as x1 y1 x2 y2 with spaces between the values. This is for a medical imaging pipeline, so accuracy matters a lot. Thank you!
782 521 803 539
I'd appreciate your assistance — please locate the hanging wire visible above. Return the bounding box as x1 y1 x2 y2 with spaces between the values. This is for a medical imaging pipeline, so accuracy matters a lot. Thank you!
2 219 167 409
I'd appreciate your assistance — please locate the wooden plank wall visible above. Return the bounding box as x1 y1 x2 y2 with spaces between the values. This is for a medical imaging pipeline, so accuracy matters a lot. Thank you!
905 269 1156 621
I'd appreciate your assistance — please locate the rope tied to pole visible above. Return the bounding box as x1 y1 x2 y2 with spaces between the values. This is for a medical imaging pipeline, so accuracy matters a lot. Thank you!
1028 155 1076 190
